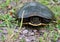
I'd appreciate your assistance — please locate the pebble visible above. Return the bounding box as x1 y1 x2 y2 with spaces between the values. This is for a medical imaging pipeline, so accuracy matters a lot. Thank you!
33 29 37 33
14 29 18 33
3 29 8 34
15 39 20 42
0 9 4 14
57 40 60 42
35 32 39 35
23 30 28 34
0 0 6 4
1 28 8 34
30 32 34 36
19 35 25 40
25 38 31 42
0 20 3 24
57 37 60 42
29 36 36 41
21 27 26 30
10 1 16 7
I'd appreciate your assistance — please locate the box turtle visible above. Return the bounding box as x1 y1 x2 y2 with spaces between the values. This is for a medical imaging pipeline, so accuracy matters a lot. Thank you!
16 2 55 26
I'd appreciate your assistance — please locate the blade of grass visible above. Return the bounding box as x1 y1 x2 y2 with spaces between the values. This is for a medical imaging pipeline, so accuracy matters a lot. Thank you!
5 0 11 6
7 10 25 42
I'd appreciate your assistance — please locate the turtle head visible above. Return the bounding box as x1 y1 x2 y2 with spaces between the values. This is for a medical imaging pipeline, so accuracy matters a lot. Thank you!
28 16 48 26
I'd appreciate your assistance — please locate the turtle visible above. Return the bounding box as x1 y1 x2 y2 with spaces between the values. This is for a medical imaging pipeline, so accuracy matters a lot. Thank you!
16 2 56 26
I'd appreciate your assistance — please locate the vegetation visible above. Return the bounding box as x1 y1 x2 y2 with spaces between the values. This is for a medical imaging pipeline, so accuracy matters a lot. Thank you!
0 0 60 42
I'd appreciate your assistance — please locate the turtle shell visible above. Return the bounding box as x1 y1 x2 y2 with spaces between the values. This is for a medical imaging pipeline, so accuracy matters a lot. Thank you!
17 2 55 20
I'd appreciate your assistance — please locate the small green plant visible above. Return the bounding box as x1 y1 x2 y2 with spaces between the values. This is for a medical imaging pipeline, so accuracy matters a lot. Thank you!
0 14 16 28
0 30 5 42
20 38 26 42
38 0 49 5
39 37 45 42
1 34 5 42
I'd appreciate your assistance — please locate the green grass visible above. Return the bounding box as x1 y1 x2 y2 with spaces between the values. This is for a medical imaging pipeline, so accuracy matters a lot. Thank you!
0 0 60 42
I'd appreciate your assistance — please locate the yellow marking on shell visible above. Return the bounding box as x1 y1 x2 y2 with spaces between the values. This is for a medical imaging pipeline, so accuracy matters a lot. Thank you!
23 22 47 26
